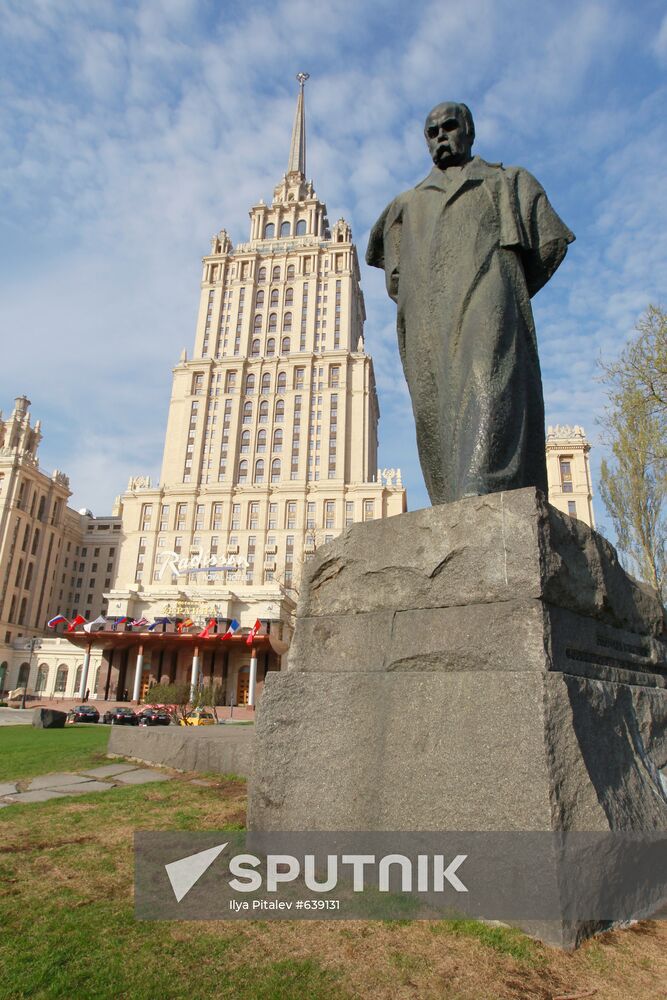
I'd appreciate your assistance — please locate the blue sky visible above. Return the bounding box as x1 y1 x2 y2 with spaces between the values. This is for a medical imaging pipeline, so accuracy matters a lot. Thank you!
1 0 666 540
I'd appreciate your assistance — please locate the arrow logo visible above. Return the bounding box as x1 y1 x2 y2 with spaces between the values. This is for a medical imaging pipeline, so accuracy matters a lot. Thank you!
165 842 228 902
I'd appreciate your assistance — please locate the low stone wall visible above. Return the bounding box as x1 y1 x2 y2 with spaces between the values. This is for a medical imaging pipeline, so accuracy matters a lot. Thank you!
108 725 254 778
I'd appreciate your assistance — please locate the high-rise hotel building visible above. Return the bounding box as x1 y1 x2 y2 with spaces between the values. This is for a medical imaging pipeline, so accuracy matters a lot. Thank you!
96 75 406 703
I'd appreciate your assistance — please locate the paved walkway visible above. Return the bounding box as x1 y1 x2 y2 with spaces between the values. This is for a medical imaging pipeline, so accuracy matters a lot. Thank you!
0 763 175 807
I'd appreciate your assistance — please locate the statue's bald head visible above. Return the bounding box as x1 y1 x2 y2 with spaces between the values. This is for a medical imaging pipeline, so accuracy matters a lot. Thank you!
424 102 475 170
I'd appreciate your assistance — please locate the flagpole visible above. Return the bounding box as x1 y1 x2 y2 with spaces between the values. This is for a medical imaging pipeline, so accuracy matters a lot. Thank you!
132 644 144 703
248 646 258 710
190 645 200 703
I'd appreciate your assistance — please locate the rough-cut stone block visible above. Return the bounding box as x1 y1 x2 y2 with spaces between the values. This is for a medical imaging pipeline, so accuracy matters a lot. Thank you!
249 488 667 948
108 725 253 778
296 489 665 636
31 708 67 729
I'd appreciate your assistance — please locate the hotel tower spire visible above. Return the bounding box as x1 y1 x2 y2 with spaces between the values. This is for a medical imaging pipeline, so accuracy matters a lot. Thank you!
287 72 309 178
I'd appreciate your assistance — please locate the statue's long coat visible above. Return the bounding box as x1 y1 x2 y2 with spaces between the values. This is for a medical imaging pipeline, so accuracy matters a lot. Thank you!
366 157 574 504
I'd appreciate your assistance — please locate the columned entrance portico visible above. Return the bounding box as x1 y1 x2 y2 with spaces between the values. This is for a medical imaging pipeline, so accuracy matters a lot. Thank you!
60 627 286 706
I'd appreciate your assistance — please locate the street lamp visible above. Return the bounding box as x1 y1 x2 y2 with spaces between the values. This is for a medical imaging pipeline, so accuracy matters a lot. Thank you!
21 638 42 710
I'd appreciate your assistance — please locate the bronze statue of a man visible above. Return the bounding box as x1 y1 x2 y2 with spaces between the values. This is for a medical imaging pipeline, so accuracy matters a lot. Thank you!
366 102 574 505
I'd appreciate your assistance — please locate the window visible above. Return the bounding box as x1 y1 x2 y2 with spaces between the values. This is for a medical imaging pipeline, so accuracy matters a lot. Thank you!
560 458 573 493
264 223 275 238
363 499 375 521
242 401 253 424
277 371 287 393
241 430 250 453
296 220 306 236
245 373 256 394
568 500 577 516
212 503 223 530
255 290 264 307
231 504 241 530
280 221 291 237
286 501 297 529
270 289 279 307
141 504 152 530
266 337 276 356
268 313 277 333
281 337 291 354
55 665 68 693
261 373 271 394
195 504 205 530
225 371 237 392
257 429 267 452
259 400 269 423
285 287 294 305
325 500 335 529
176 504 187 530
275 399 285 422
254 459 265 483
251 339 260 357
258 267 267 282
159 505 169 530
248 502 260 529
272 266 281 281
192 372 204 394
271 459 281 483
283 311 292 331
329 365 340 387
238 460 248 484
273 428 283 452
345 500 354 526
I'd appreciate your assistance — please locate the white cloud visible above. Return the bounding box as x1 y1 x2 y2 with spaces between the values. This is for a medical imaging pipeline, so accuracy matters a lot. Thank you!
1 0 666 541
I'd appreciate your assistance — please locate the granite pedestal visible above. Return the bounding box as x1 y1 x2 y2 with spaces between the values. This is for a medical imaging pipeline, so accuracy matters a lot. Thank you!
247 488 667 947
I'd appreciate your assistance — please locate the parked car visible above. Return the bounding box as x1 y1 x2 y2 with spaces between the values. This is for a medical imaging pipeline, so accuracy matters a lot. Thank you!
137 708 172 727
68 705 100 724
179 710 216 727
102 706 138 726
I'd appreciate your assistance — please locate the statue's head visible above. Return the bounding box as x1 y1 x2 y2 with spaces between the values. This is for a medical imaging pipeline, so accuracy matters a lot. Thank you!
424 102 475 169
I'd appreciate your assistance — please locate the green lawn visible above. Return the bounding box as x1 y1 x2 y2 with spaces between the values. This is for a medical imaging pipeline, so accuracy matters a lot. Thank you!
0 725 111 781
1 732 665 999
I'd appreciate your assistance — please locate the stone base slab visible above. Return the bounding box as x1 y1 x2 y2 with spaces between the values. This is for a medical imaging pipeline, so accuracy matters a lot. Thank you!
247 489 667 947
108 725 254 778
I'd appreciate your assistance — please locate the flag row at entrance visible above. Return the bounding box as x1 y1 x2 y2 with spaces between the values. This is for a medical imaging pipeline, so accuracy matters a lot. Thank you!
47 614 265 644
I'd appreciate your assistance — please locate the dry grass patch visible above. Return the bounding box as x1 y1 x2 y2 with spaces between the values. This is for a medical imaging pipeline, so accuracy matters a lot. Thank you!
1 781 666 999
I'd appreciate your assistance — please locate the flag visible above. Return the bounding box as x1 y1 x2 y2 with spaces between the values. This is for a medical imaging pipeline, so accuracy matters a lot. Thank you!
246 619 262 645
148 617 171 632
67 614 87 632
221 619 240 640
111 616 128 632
177 618 195 634
198 618 217 639
132 617 150 628
83 615 107 633
47 614 69 629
